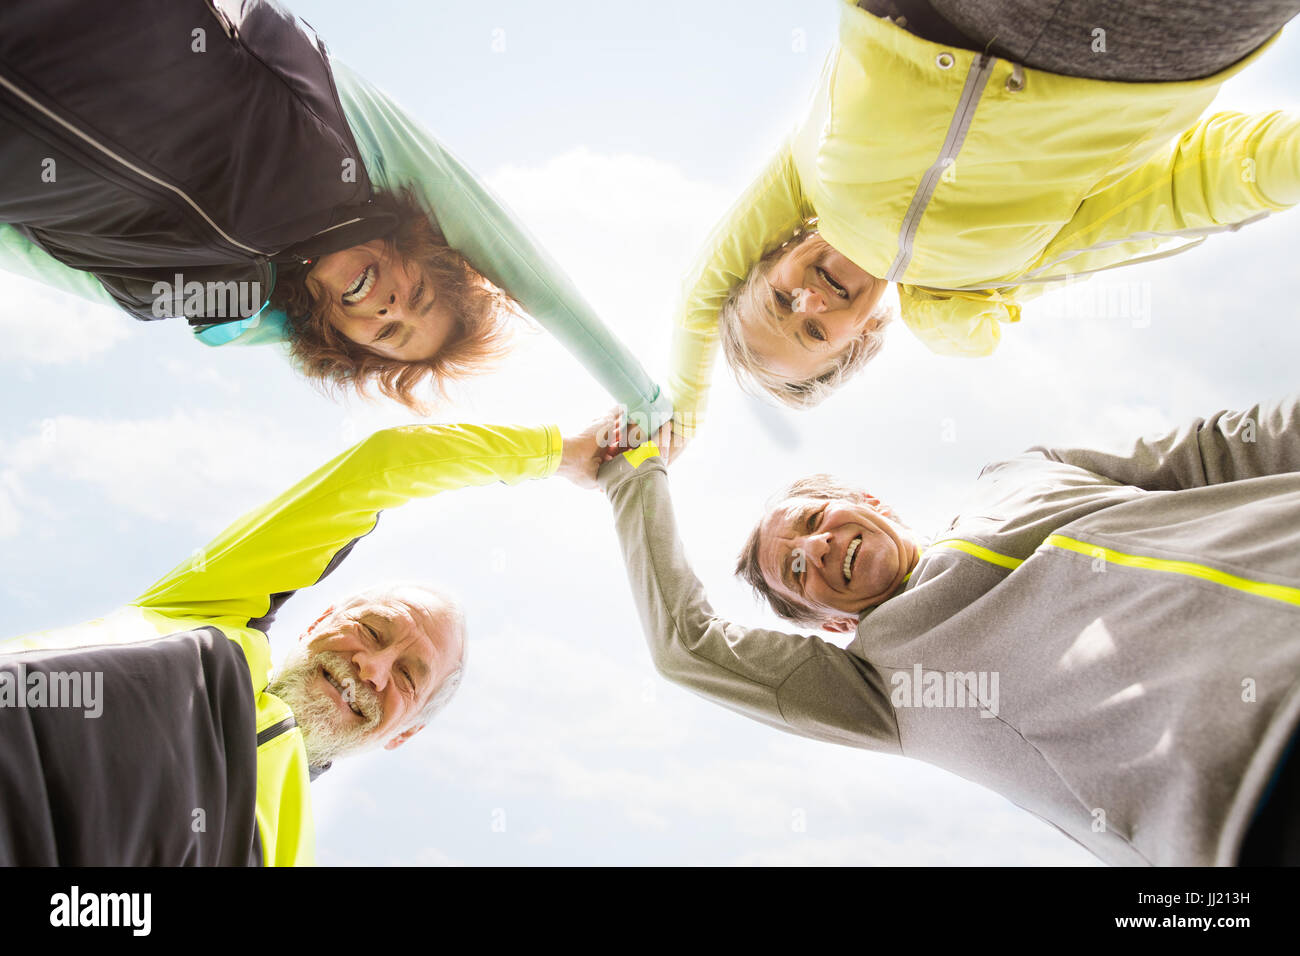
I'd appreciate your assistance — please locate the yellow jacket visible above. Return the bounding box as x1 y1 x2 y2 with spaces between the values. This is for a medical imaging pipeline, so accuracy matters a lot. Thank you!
4 423 561 865
671 0 1300 428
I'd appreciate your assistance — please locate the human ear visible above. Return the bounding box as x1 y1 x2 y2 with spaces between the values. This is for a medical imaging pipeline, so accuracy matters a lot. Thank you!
822 617 859 634
384 723 425 751
301 605 336 642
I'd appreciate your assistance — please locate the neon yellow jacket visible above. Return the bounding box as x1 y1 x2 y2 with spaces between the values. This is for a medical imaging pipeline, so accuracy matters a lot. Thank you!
671 0 1300 429
3 423 561 865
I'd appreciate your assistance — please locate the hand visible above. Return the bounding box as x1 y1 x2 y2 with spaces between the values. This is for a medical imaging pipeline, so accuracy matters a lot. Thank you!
653 418 692 465
605 409 692 465
556 409 623 489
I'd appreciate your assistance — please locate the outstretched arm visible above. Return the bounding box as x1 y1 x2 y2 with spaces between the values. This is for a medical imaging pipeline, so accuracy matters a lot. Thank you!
1039 110 1300 277
1026 395 1300 490
331 60 671 434
899 112 1300 361
670 143 812 440
0 224 119 309
135 423 563 626
599 444 899 751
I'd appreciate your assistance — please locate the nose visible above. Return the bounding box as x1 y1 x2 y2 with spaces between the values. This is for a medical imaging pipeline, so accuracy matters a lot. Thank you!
375 291 400 318
793 287 827 315
353 646 395 693
800 532 832 567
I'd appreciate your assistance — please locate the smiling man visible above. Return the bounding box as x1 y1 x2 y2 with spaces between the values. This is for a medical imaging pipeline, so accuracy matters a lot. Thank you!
754 477 920 626
0 418 610 866
601 396 1300 866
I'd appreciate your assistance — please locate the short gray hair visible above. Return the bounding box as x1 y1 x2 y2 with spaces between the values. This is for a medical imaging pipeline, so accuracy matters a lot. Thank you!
719 227 892 409
344 582 467 730
735 474 899 625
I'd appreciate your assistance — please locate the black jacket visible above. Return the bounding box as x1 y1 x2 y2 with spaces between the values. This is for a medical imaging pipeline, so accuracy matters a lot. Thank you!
0 0 398 323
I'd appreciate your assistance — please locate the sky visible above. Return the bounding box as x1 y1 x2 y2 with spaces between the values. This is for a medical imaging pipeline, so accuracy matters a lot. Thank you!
2 0 1299 866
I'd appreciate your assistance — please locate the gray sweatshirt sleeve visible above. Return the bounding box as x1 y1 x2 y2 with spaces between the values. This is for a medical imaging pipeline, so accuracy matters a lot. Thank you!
599 451 901 753
1024 395 1300 490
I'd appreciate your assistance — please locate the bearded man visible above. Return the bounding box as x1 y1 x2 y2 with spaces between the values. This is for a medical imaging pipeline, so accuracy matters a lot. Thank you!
0 418 608 865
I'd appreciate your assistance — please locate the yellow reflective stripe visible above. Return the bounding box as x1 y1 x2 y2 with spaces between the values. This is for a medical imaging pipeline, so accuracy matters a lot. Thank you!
1044 534 1300 607
928 538 1024 571
623 440 660 469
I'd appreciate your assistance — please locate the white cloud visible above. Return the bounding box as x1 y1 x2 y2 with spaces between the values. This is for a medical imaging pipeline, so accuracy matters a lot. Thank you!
0 410 321 535
0 276 136 364
9 131 1299 867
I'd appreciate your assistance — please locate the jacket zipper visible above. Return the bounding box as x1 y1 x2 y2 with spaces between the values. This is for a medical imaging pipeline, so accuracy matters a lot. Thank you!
310 217 364 237
256 715 298 747
886 53 997 283
0 71 270 258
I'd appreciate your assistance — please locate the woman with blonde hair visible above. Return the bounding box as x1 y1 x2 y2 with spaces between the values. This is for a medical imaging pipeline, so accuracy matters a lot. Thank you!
663 0 1300 456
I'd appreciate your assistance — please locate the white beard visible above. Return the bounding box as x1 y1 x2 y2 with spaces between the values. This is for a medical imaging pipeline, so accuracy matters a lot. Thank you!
267 646 383 769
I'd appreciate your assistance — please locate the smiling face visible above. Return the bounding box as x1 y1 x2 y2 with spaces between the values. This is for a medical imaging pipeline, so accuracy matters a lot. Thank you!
266 585 464 768
756 490 919 629
304 239 458 362
741 233 889 382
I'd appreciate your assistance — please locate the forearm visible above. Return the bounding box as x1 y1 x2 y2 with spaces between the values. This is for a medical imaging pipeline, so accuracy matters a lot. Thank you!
136 423 561 622
0 224 119 309
1029 396 1300 490
332 59 670 432
1055 111 1300 265
671 143 810 430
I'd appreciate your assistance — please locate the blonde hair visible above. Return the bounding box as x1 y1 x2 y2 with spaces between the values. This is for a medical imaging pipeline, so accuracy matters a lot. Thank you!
719 227 892 409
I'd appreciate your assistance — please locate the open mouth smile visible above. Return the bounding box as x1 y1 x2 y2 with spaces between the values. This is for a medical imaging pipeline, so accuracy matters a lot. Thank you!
843 535 863 583
342 263 378 306
322 664 365 718
816 266 849 300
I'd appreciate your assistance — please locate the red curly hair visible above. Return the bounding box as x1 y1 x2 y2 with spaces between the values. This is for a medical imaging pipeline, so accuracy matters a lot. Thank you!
272 187 516 413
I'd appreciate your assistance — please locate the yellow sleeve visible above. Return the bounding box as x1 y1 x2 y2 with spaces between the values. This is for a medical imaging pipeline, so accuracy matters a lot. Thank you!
134 423 562 624
1040 110 1300 276
897 286 1024 358
669 142 811 435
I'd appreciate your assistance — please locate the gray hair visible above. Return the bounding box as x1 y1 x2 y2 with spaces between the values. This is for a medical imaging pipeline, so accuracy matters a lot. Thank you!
735 474 901 626
344 582 467 730
719 227 893 409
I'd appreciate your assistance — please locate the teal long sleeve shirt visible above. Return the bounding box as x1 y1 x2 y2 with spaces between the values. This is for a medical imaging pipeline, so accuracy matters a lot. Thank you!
0 60 671 432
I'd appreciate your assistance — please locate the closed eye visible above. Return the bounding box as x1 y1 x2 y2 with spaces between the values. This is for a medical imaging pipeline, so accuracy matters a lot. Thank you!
804 321 827 343
373 322 399 344
806 505 826 531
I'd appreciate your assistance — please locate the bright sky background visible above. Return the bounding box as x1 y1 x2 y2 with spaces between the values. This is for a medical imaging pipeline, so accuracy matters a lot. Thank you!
2 0 1299 865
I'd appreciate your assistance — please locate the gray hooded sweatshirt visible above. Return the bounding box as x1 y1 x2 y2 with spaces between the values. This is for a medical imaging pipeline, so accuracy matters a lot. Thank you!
598 396 1300 866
